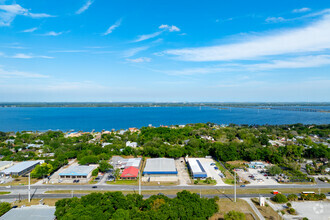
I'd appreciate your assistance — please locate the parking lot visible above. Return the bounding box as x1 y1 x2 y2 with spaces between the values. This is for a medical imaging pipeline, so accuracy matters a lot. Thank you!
198 158 225 185
175 158 191 186
271 200 330 220
236 168 279 185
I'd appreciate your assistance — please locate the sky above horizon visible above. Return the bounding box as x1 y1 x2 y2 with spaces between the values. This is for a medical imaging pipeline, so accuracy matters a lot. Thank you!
0 0 329 102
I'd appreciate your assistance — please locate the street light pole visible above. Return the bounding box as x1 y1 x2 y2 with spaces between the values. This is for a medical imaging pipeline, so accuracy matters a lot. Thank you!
139 170 141 195
234 171 236 202
28 173 31 203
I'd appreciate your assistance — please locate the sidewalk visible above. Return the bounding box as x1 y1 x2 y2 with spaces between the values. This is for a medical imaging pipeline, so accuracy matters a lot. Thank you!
242 198 265 220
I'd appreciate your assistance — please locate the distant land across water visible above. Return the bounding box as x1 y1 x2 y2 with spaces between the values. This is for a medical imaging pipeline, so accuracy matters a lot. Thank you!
0 105 329 132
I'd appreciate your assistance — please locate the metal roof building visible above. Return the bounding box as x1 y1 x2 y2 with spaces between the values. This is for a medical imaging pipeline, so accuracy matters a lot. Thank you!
59 165 96 179
0 161 41 176
0 205 55 220
143 158 177 175
0 161 13 171
187 158 207 178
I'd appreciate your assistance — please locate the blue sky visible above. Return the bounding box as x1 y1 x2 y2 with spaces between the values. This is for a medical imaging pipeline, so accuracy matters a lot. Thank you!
0 0 329 102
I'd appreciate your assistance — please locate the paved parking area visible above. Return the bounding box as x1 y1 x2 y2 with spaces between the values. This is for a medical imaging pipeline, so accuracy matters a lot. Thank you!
198 158 225 185
271 200 330 220
175 158 191 186
236 168 279 185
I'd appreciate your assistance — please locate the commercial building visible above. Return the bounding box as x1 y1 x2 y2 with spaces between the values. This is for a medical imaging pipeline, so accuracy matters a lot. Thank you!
110 157 142 170
187 158 207 179
0 205 55 220
121 166 139 180
0 161 13 171
0 161 41 176
249 161 266 169
143 158 178 182
59 165 96 181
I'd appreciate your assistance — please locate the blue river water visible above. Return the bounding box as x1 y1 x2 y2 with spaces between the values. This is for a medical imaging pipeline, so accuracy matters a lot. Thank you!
0 107 329 132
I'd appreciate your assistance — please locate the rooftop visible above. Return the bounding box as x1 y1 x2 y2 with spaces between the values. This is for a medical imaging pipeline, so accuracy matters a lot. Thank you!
0 205 55 220
143 158 177 174
187 158 206 174
121 166 139 178
59 165 96 176
1 161 41 175
0 161 13 168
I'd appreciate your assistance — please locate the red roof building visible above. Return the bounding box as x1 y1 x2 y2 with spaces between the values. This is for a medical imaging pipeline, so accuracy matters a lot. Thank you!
120 166 139 179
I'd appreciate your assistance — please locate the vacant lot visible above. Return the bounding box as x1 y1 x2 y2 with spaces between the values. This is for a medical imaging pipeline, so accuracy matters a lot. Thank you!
210 198 258 220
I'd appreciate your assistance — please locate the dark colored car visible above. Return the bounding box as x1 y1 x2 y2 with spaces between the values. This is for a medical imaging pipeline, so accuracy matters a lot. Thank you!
240 185 246 187
92 186 97 188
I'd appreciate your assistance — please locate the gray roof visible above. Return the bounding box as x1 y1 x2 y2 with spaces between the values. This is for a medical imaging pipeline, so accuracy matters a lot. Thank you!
1 161 41 175
59 165 95 176
0 205 55 220
187 158 207 174
143 158 177 173
0 161 13 168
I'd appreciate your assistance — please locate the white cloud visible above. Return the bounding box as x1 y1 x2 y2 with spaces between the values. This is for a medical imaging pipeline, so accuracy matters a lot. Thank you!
76 0 94 14
133 24 180 42
103 19 122 36
293 8 311 13
123 46 149 57
164 13 330 61
265 17 286 23
0 67 48 78
160 55 330 76
159 24 180 32
0 4 53 26
43 31 64 36
10 53 53 59
126 57 151 63
248 55 330 70
21 27 38 33
134 31 163 42
51 50 88 53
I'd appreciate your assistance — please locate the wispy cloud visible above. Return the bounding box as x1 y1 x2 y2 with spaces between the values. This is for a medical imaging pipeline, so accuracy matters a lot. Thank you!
126 57 151 63
133 24 180 42
159 24 180 32
10 53 53 59
21 27 38 33
265 17 286 23
0 4 54 26
50 50 88 53
248 55 330 70
76 0 94 14
160 55 330 76
164 13 330 61
134 31 163 42
103 19 122 36
293 8 311 13
42 31 65 36
123 46 149 57
0 67 49 78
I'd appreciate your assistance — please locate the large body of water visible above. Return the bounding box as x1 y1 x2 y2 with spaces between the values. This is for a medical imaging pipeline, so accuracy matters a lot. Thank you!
0 107 329 132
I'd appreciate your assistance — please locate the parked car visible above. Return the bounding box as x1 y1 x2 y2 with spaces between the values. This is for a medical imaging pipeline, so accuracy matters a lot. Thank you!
240 185 246 187
92 186 97 188
210 163 216 166
214 167 219 170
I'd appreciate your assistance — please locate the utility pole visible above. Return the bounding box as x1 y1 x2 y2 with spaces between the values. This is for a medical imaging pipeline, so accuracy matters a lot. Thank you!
28 173 31 203
234 171 236 202
71 190 73 198
138 170 141 195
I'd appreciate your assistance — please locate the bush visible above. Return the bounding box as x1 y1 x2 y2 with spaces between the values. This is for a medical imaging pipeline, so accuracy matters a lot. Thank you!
287 194 298 201
0 202 11 217
194 180 198 184
224 210 246 220
286 202 292 207
287 208 296 215
92 168 99 176
272 194 288 203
